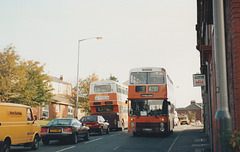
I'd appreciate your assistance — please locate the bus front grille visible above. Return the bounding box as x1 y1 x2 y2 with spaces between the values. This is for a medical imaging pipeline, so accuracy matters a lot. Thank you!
136 122 161 132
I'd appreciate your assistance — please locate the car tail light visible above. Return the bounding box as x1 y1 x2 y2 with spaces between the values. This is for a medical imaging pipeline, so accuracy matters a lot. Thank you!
63 128 72 132
41 128 48 133
95 123 101 128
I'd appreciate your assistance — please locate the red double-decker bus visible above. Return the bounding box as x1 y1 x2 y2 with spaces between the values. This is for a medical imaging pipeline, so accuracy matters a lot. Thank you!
127 67 175 136
89 80 128 130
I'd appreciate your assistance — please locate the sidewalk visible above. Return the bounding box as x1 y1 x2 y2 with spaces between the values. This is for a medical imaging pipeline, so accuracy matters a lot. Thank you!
171 125 211 152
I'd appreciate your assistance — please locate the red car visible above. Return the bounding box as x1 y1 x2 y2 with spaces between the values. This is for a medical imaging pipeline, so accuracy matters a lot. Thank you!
80 115 110 135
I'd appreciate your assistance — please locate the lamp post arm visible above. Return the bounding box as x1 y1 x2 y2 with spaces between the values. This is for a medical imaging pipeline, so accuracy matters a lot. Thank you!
79 37 102 42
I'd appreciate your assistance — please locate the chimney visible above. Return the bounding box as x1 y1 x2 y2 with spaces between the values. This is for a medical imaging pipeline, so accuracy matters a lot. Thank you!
191 100 196 105
60 75 63 81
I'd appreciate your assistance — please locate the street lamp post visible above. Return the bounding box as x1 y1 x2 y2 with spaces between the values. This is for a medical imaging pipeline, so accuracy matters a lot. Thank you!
75 37 102 119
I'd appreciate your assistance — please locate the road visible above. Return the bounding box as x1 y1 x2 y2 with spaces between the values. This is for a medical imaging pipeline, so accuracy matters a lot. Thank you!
10 125 210 152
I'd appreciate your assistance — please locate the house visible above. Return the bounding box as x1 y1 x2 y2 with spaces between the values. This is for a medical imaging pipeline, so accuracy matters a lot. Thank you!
32 75 85 120
196 0 240 151
176 100 203 122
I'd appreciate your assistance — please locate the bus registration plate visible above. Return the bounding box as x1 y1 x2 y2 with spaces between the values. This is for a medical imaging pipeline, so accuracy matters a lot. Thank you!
143 128 152 132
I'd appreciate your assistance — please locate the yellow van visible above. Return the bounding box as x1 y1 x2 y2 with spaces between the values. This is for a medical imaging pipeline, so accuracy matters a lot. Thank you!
0 103 41 152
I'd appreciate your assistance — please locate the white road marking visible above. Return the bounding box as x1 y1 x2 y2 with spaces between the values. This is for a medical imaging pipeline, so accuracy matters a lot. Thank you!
109 133 121 137
113 146 120 151
55 146 75 152
84 138 103 144
167 132 183 152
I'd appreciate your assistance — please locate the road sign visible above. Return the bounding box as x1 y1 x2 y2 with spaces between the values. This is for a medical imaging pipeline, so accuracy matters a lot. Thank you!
193 74 206 87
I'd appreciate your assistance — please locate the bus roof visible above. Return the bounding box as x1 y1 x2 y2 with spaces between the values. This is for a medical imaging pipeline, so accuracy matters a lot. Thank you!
0 103 31 108
90 80 127 88
129 67 166 73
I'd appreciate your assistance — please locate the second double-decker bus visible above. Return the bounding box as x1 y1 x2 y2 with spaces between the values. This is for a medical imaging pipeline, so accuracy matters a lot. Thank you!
127 67 175 136
89 80 128 130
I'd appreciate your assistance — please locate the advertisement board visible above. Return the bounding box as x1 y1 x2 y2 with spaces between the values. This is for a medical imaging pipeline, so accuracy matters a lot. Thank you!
193 74 206 87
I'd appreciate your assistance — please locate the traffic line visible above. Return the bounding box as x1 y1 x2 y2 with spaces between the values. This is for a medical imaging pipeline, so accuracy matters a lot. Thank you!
55 146 75 152
84 138 103 144
113 146 120 151
167 132 183 152
109 133 121 137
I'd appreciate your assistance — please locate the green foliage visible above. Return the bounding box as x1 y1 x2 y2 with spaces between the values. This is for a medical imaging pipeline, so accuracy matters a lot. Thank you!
0 46 23 102
230 130 240 151
16 60 53 107
108 74 119 82
71 73 99 114
187 111 196 121
0 45 53 106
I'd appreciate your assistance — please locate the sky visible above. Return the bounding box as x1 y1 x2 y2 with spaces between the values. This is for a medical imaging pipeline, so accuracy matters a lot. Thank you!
0 0 201 108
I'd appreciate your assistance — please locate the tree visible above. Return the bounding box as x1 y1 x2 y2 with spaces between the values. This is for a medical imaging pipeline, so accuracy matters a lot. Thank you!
16 60 53 107
0 45 53 106
108 74 119 82
0 46 25 102
72 73 99 114
188 111 196 122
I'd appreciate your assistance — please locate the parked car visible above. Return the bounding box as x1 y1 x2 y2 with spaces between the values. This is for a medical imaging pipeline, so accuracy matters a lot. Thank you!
0 103 41 152
79 115 110 135
41 118 89 145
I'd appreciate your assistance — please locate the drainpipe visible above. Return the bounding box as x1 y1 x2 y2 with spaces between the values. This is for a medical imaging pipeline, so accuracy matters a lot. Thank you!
206 61 213 152
212 0 232 152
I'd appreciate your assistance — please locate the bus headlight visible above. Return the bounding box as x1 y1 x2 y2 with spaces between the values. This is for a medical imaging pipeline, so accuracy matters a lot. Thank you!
160 122 165 132
131 122 135 127
131 127 135 131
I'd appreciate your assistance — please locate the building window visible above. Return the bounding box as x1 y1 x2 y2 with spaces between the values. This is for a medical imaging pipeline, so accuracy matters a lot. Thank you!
56 104 60 112
68 106 73 118
42 104 49 118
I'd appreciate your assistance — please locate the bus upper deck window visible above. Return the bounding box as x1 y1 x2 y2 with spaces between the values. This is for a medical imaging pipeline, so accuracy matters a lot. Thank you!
130 72 147 84
148 72 165 84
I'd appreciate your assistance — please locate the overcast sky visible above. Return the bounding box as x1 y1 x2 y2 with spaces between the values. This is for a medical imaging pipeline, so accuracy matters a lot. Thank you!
0 0 201 108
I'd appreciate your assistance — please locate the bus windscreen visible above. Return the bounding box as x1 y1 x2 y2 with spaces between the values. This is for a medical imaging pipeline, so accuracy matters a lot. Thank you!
94 85 111 93
130 72 165 84
96 106 113 112
129 99 168 116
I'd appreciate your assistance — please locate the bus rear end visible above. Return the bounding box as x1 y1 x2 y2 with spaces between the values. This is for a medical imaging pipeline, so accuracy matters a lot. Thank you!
89 80 128 130
89 98 120 130
127 67 174 135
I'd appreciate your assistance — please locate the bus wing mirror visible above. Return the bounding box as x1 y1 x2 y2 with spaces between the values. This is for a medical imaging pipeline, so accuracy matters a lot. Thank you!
168 101 171 105
125 100 128 104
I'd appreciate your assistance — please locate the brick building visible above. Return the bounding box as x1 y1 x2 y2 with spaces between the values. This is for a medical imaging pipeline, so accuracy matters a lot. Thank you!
32 76 85 120
176 100 203 122
196 0 240 151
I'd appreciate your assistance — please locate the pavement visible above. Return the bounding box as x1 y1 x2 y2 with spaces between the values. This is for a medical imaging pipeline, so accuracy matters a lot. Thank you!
170 124 211 152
